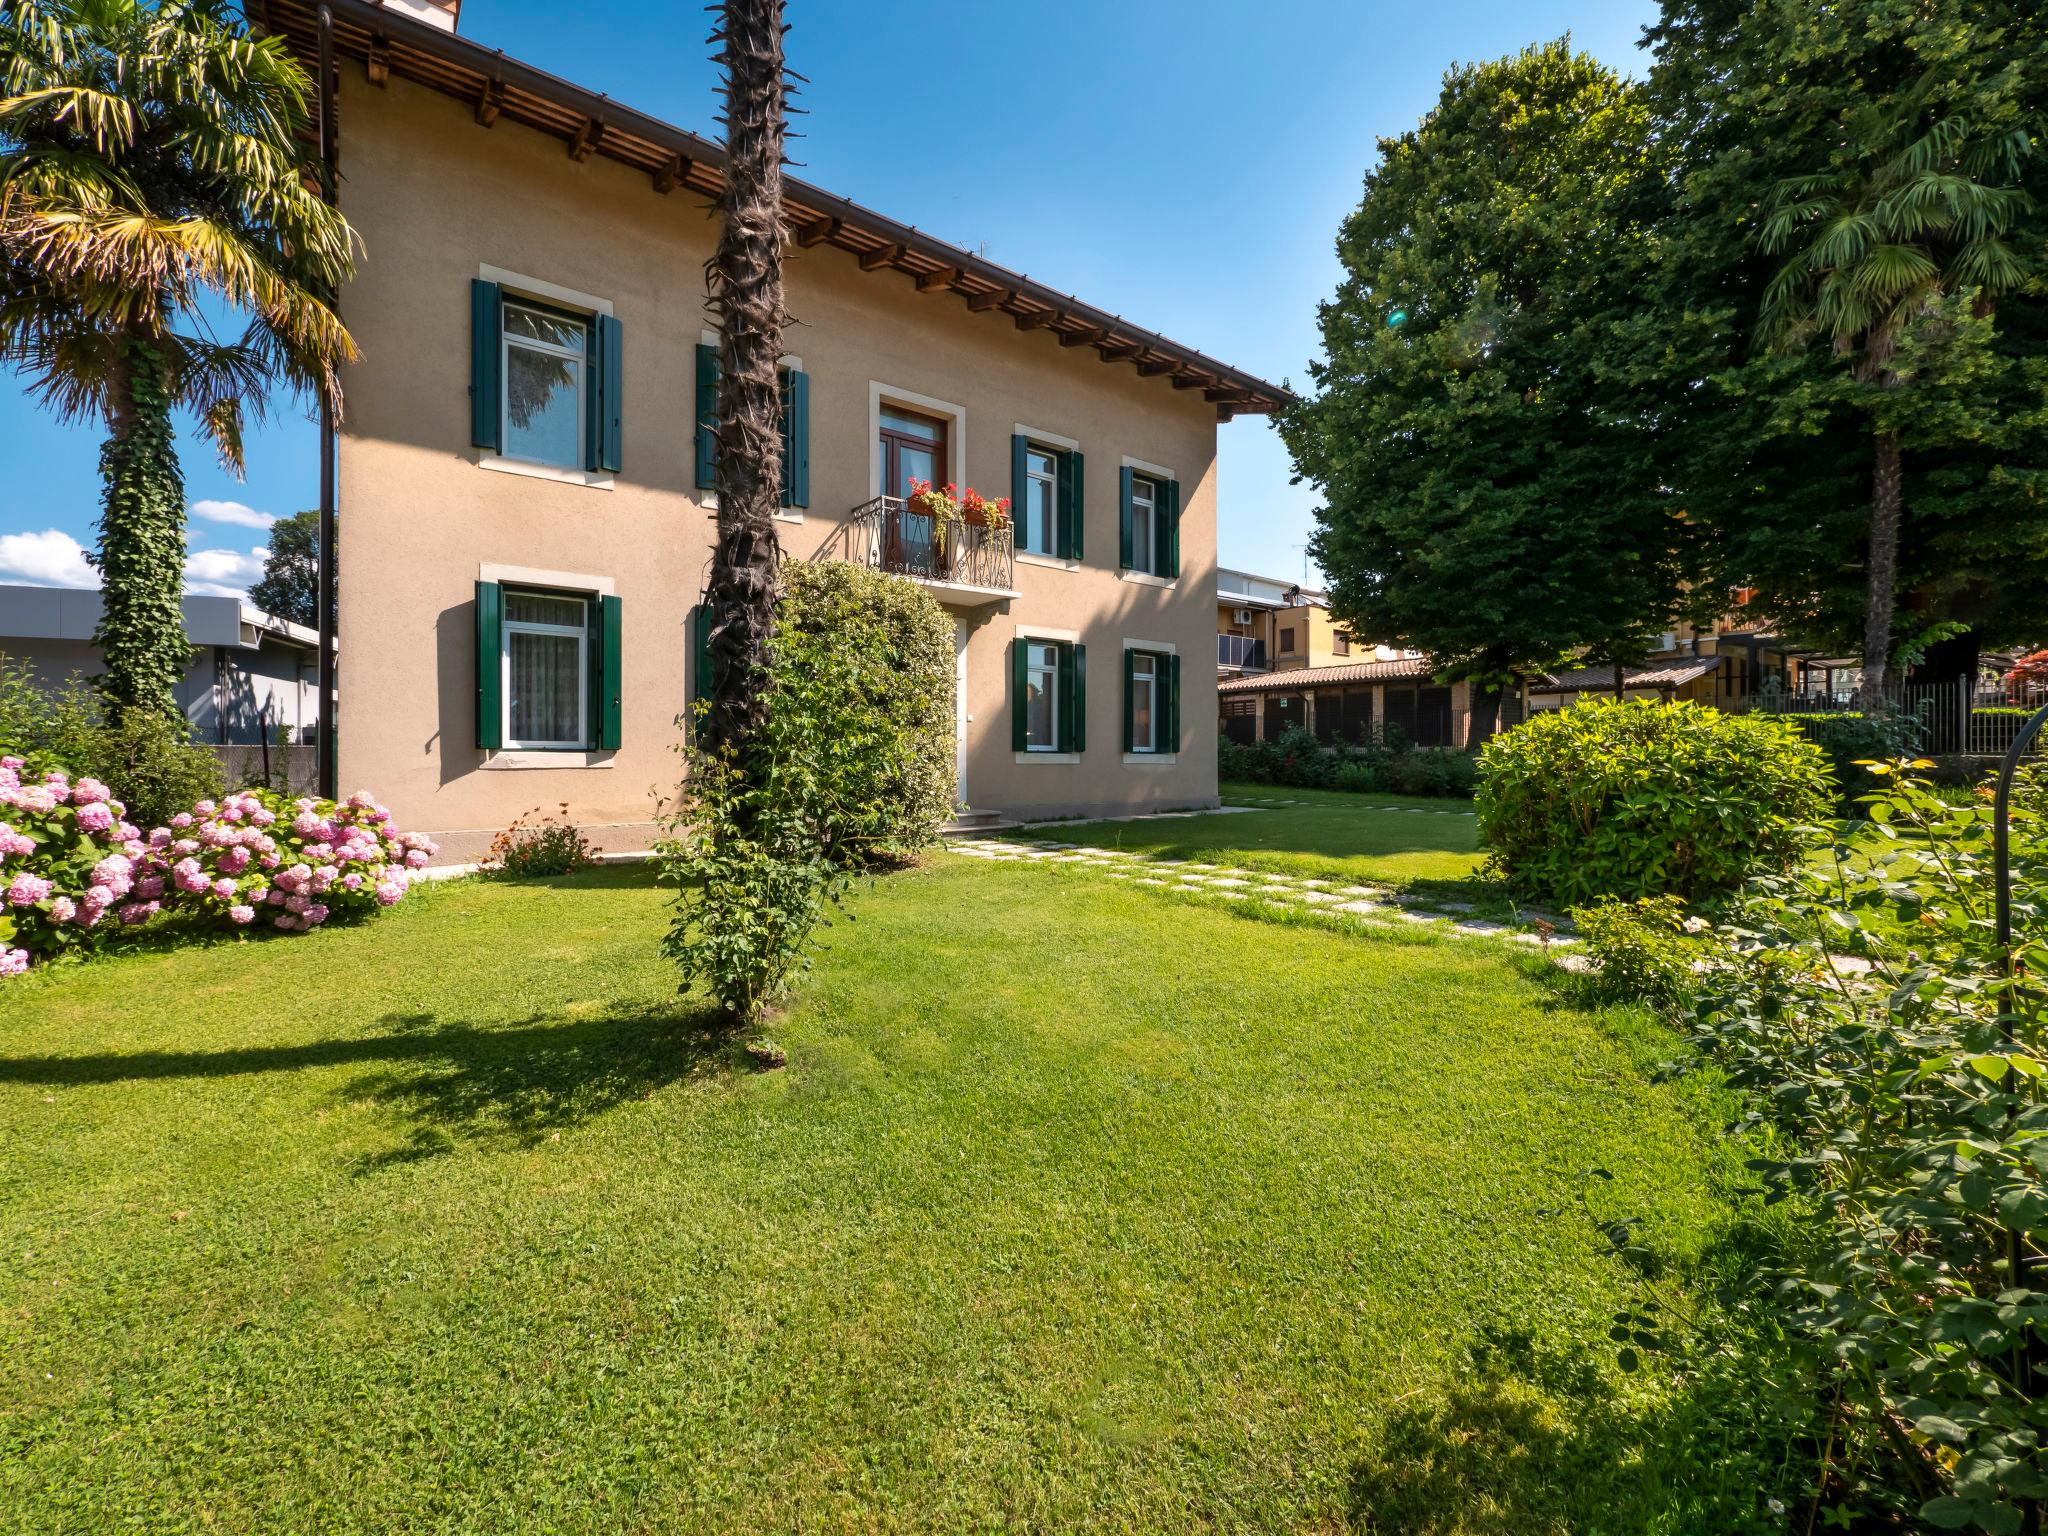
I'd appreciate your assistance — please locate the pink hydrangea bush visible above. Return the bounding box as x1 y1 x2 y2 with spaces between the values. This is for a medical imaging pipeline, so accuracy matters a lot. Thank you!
0 760 436 978
144 788 436 935
0 757 142 973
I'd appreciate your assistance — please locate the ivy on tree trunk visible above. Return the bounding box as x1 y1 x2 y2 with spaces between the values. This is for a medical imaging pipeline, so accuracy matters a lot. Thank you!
91 337 190 720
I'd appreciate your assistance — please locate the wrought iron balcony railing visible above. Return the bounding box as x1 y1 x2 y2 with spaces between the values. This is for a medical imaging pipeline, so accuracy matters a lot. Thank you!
815 496 1016 594
1217 634 1268 670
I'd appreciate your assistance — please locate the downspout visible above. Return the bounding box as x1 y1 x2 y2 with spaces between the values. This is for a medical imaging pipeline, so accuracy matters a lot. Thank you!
316 4 340 800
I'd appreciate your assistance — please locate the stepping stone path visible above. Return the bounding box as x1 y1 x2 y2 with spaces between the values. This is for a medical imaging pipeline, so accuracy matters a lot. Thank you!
948 838 1578 963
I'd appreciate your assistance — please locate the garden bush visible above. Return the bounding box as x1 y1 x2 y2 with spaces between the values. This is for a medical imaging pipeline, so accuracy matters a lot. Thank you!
1218 730 1477 800
1580 766 2048 1531
660 564 955 1022
1475 698 1831 904
484 803 596 878
1 755 434 978
1775 708 1921 809
775 560 956 865
0 657 222 827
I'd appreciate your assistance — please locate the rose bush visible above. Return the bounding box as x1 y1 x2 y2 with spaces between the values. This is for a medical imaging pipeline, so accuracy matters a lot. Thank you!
0 756 435 978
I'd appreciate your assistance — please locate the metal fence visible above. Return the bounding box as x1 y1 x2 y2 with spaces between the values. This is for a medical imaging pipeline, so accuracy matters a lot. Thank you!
1745 677 2048 758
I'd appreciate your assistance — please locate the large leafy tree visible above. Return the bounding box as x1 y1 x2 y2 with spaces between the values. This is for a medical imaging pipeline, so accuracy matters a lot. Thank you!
700 0 787 761
247 508 320 628
1645 0 2047 694
0 0 355 718
1281 41 1702 746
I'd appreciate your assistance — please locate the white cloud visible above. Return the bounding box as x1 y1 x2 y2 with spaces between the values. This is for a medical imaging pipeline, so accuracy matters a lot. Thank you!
0 529 97 588
182 545 269 598
190 499 277 531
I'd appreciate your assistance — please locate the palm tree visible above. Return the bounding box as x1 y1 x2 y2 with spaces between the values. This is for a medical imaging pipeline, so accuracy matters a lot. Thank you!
700 0 788 762
1759 111 2032 707
0 0 356 718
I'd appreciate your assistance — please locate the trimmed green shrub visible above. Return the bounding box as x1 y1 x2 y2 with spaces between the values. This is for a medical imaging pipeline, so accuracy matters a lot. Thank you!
1475 698 1831 904
775 560 956 865
1219 730 1479 800
1770 708 1920 808
1569 895 1699 1011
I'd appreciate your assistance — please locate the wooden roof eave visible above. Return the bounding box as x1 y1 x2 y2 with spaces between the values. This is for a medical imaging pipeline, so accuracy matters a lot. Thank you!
255 0 1293 419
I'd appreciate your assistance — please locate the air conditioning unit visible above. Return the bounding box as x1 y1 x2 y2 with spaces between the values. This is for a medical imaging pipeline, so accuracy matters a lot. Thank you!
1232 608 1254 625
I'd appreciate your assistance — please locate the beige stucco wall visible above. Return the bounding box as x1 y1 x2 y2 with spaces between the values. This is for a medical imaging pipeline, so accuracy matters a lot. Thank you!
331 70 1222 856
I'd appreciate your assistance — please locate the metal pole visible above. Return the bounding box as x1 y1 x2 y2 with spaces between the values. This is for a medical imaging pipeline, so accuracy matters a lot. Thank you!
315 5 339 801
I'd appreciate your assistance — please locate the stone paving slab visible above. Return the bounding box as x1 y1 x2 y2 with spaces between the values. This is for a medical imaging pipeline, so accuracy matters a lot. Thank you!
946 838 1577 966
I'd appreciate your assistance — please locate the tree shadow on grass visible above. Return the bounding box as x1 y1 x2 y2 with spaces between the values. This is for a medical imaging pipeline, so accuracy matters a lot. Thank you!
1347 1327 1664 1535
0 1001 743 1169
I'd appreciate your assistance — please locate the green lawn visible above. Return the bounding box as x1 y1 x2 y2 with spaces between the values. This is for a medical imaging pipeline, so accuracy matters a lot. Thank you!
1 853 1761 1532
1012 782 1492 902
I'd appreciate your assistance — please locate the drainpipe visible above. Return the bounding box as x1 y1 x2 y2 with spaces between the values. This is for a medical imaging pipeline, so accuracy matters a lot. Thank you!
315 4 339 800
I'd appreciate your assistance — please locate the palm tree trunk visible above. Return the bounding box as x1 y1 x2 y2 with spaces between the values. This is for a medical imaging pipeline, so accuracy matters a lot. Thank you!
1853 428 1903 710
91 334 189 719
702 0 789 762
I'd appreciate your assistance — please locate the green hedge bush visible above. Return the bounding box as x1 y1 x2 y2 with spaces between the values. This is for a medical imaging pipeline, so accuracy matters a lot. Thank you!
1218 728 1478 800
1475 698 1831 904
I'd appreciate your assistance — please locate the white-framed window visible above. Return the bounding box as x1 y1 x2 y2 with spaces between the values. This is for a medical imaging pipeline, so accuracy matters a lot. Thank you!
1130 652 1158 753
1129 476 1157 574
1024 640 1060 751
502 301 587 470
1022 446 1058 557
503 589 590 748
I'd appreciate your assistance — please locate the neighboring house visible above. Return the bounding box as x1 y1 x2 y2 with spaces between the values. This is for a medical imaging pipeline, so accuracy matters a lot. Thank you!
1217 658 1486 750
1215 567 1323 676
0 583 323 745
1528 608 1813 713
1212 566 1483 747
254 0 1289 861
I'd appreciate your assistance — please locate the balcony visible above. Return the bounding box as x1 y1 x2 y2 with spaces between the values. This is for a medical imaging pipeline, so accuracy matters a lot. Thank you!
814 496 1019 610
1217 633 1268 671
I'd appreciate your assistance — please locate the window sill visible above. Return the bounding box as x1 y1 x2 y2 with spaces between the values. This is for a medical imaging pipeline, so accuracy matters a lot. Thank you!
1118 570 1176 589
1124 753 1179 766
1014 752 1080 765
774 509 804 524
479 454 615 491
1016 551 1080 572
481 750 617 770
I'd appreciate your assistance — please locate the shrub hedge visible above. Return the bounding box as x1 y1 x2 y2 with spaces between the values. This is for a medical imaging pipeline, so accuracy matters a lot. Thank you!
1218 726 1478 799
1475 698 1831 904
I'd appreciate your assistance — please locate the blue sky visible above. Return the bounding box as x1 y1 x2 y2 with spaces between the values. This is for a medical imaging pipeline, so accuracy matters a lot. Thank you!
0 0 1660 597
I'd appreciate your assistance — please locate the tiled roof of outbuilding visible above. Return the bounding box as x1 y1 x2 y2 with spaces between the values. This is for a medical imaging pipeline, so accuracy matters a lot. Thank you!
1217 658 1438 695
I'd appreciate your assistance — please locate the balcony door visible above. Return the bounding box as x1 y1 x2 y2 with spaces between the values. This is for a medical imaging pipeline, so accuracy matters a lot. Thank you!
878 406 950 576
877 406 948 499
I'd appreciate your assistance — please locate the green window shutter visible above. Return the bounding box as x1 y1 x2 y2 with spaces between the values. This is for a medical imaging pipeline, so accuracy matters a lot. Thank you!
470 279 501 451
1011 433 1029 539
1167 652 1182 752
1118 466 1135 569
588 313 623 474
1163 479 1182 579
694 343 720 491
1064 642 1087 754
1122 648 1136 753
1010 637 1029 752
780 367 810 508
1065 450 1084 561
474 579 503 749
597 594 623 750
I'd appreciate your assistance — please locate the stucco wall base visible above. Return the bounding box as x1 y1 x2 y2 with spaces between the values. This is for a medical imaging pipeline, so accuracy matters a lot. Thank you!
424 818 663 867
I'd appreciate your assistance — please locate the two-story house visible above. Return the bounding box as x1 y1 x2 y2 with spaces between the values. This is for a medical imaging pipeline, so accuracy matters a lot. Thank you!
256 0 1289 861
